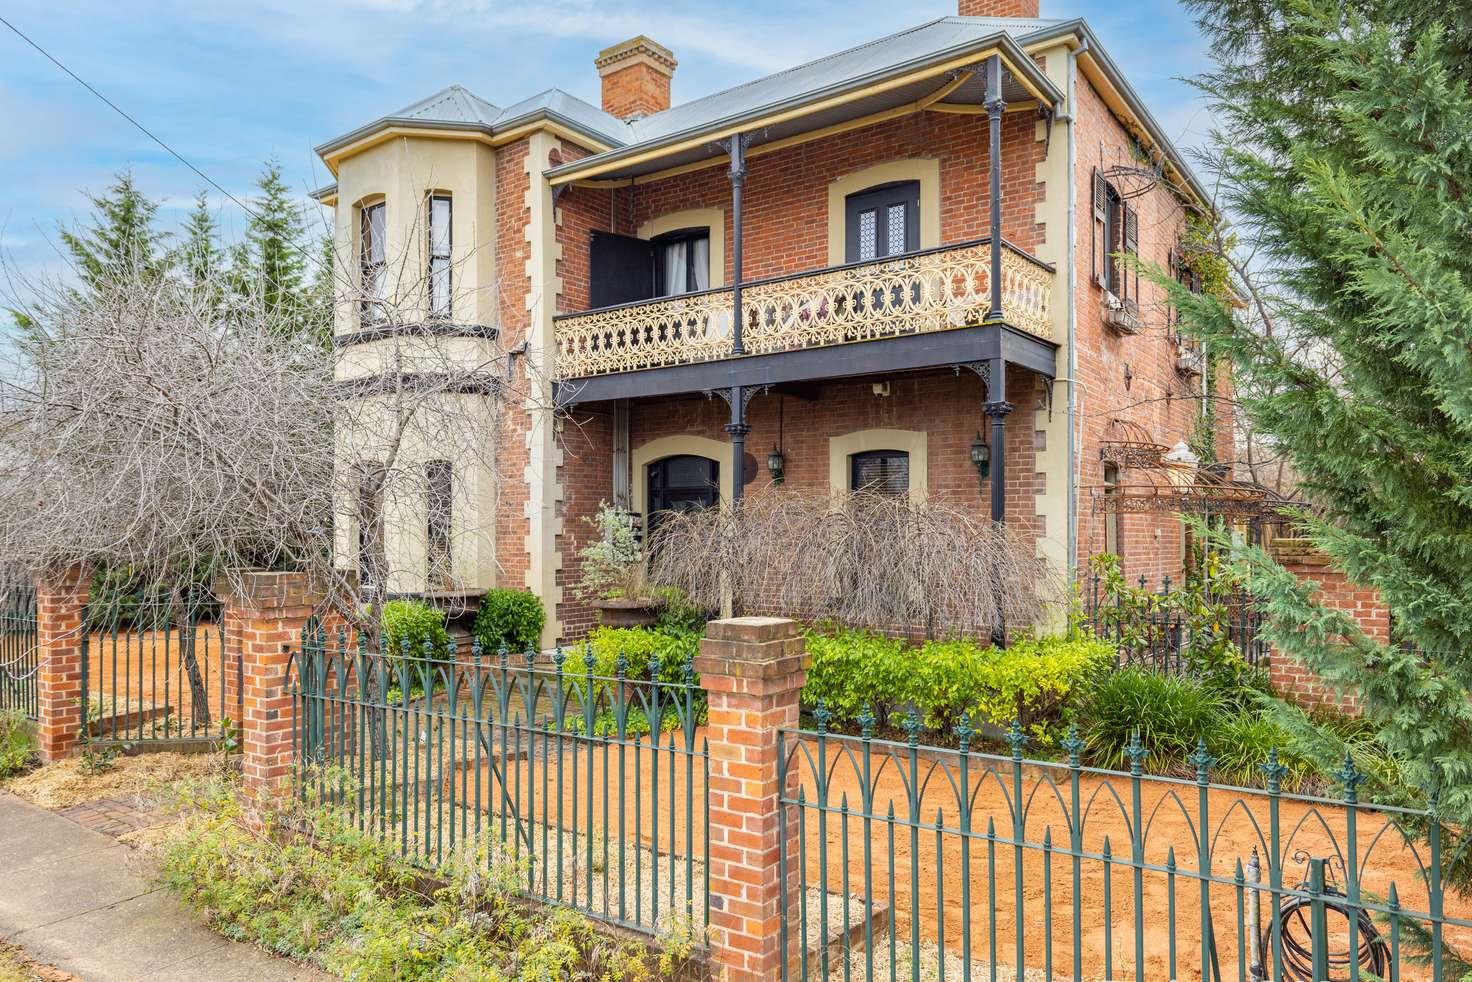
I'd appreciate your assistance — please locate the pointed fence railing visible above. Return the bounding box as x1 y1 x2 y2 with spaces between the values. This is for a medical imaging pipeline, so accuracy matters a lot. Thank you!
0 580 38 720
287 627 711 937
778 709 1467 982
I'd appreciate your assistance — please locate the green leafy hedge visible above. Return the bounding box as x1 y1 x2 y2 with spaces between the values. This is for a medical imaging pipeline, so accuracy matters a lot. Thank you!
380 600 449 662
578 626 700 686
473 589 545 654
802 629 1115 746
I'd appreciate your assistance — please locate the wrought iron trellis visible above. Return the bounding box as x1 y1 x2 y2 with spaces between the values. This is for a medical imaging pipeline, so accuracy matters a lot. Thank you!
778 712 1466 982
1085 571 1269 673
288 628 712 937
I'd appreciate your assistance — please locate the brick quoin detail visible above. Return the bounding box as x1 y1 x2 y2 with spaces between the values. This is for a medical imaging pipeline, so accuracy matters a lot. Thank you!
222 571 323 806
34 566 89 762
1268 538 1388 713
694 617 809 982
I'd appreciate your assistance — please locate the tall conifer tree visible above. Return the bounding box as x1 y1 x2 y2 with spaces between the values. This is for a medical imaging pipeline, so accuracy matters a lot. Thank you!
1158 0 1472 831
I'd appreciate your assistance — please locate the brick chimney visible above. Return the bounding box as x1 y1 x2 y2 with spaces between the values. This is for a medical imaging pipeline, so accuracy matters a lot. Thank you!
958 0 1040 16
595 36 677 120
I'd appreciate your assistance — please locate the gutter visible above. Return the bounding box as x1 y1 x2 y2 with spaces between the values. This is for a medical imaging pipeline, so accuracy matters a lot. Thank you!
313 106 628 163
544 31 1064 183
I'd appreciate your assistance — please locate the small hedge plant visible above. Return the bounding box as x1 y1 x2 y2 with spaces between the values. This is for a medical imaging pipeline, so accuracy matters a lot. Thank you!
802 628 1115 747
473 589 545 654
380 600 449 662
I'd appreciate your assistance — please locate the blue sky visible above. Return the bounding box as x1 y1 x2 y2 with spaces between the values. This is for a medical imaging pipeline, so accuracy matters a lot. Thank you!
0 0 1213 298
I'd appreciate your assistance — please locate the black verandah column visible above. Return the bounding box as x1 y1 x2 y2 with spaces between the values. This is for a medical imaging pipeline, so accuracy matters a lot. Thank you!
984 54 1005 323
984 359 1012 524
724 133 751 501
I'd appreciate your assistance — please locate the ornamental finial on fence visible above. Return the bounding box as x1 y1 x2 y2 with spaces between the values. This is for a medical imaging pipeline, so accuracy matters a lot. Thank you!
550 644 563 671
812 699 831 734
582 642 596 674
497 641 509 666
1189 737 1215 783
902 708 923 746
1062 724 1084 767
1260 747 1288 791
524 643 536 667
1005 720 1027 758
955 712 974 753
648 651 662 682
1124 728 1147 775
1336 751 1362 802
615 650 628 679
857 703 875 739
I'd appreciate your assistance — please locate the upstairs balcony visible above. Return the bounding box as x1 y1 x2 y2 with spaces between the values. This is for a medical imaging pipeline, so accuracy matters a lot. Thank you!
553 238 1055 400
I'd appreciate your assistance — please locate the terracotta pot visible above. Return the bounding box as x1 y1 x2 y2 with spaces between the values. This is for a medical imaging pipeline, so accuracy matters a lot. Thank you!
591 597 663 628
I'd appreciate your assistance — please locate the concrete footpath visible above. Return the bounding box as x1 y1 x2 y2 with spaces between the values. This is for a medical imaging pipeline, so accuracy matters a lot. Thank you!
0 792 330 981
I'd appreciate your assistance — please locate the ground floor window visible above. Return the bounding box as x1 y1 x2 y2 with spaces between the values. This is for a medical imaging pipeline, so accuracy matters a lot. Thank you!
646 454 719 538
849 450 909 496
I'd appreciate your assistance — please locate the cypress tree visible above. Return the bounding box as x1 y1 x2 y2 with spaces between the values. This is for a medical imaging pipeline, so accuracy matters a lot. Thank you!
57 170 166 292
238 159 309 318
177 190 222 294
1158 0 1472 829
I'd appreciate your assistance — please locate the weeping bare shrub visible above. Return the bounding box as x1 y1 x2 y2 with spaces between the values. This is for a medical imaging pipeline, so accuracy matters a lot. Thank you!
646 489 1061 639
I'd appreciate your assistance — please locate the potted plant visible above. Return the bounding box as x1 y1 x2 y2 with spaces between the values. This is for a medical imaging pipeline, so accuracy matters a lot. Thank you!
579 503 663 627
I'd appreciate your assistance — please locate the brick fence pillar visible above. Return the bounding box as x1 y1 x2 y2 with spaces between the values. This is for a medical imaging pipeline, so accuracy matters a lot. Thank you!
1269 537 1389 712
219 571 321 805
694 616 809 982
34 565 89 762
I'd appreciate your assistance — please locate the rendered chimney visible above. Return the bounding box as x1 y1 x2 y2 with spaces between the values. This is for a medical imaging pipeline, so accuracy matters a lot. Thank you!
957 0 1041 16
595 36 677 120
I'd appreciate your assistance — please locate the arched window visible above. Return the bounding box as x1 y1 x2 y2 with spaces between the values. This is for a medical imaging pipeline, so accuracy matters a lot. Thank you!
849 450 909 496
359 200 387 324
646 455 719 538
845 181 919 263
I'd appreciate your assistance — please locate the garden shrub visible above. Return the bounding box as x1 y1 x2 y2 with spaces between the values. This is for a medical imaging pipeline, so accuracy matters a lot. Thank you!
580 625 699 685
473 589 545 654
0 710 38 779
1077 667 1225 772
802 629 1113 745
653 585 708 635
380 599 449 662
801 628 909 728
157 768 690 980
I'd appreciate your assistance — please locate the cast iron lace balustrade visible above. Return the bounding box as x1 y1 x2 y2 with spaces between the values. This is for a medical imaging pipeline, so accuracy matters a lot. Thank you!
553 239 1053 380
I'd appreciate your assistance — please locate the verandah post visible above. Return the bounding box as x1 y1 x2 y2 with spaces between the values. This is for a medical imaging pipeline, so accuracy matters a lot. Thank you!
695 616 808 982
33 564 89 762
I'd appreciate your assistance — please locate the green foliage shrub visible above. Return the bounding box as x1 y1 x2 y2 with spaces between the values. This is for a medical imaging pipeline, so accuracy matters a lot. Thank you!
473 589 545 654
1077 667 1225 772
802 629 1114 744
380 600 449 662
580 625 699 685
157 768 691 980
0 710 38 779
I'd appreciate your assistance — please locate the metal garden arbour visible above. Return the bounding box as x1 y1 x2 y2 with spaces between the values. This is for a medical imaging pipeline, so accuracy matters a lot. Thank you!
776 709 1466 982
288 626 712 937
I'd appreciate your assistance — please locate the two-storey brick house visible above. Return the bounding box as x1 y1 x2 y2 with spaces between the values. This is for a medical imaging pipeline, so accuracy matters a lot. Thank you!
314 0 1229 646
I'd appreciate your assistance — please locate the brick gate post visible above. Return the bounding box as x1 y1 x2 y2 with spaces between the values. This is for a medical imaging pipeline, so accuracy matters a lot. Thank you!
694 616 808 982
219 571 321 806
34 565 89 762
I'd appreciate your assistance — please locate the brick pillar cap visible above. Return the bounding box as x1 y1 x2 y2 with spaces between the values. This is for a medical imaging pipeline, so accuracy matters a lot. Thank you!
704 616 799 644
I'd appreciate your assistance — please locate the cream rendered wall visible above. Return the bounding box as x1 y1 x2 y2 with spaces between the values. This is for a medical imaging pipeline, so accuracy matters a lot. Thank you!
1030 43 1076 628
331 136 501 596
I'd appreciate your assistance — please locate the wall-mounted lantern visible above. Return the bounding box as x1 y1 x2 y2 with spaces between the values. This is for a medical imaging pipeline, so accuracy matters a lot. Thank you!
969 430 990 490
767 446 786 485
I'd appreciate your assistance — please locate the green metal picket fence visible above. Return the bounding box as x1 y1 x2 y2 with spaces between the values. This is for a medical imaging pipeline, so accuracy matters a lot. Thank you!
778 712 1469 982
288 626 711 937
0 579 38 719
81 590 234 744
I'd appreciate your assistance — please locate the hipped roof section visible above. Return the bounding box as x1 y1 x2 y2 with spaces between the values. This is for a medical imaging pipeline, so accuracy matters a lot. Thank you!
313 15 1209 208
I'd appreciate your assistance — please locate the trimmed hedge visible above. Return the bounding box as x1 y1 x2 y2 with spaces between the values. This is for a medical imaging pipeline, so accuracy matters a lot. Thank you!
802 629 1115 746
380 600 449 661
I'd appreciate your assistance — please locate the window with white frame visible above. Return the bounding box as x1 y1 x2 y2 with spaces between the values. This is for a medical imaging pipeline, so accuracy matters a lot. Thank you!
360 200 387 323
428 194 451 319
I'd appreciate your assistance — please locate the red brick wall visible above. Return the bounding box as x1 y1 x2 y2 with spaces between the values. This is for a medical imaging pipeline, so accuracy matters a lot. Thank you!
555 108 1044 303
494 140 532 593
554 367 1042 641
1070 71 1213 588
1267 539 1384 713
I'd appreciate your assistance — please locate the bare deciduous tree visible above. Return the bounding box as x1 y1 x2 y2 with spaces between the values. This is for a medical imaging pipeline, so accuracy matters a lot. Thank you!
647 488 1062 640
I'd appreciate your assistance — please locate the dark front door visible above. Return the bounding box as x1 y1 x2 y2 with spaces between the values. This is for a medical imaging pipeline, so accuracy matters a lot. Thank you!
646 455 720 539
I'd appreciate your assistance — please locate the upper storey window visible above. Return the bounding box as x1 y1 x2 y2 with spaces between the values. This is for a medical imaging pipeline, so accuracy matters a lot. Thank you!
360 200 387 324
653 229 710 297
428 194 452 320
1092 170 1139 304
845 181 919 263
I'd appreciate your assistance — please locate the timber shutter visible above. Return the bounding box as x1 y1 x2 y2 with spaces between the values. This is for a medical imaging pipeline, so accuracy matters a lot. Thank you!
1091 168 1109 288
1121 202 1139 303
590 231 655 308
